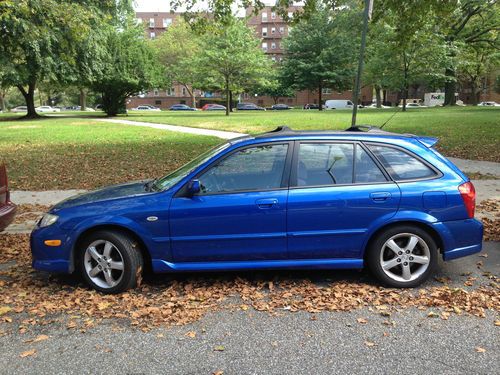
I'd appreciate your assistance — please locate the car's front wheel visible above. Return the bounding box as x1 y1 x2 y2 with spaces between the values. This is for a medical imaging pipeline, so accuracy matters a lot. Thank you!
78 230 143 293
367 226 438 288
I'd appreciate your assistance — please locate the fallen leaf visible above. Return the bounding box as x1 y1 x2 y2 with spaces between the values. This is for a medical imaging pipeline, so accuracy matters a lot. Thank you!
33 334 49 343
357 318 368 324
494 320 500 326
364 340 376 347
213 371 224 375
214 345 225 352
20 349 36 358
475 347 486 353
427 312 439 318
185 331 196 338
478 253 488 258
0 306 12 316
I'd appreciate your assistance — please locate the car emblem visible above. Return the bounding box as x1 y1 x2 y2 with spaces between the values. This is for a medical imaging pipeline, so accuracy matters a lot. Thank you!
147 216 158 222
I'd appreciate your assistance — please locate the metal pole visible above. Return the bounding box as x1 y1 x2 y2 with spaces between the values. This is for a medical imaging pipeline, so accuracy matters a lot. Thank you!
351 0 372 126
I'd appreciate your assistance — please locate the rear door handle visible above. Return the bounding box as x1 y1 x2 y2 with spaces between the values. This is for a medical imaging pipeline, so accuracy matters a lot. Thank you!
256 198 279 209
370 192 391 202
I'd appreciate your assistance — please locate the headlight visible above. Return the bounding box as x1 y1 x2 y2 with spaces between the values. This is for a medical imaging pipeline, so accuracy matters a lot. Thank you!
39 213 59 228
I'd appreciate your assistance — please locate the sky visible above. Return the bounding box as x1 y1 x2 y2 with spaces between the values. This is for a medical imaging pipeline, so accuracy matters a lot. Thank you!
133 0 280 12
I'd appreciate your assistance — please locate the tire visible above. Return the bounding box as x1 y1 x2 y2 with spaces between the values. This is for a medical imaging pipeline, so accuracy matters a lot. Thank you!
366 225 438 288
78 230 143 294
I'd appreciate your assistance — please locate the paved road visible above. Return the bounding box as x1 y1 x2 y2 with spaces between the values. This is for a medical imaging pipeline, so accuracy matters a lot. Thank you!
1 242 498 375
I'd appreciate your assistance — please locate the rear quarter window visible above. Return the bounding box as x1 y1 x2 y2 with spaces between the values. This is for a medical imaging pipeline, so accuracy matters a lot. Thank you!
368 144 437 181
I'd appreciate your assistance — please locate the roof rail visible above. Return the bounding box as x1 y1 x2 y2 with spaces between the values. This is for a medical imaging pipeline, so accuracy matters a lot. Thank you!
344 125 381 132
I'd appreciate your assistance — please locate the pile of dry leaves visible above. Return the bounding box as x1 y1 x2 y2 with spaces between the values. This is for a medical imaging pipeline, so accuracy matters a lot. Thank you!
0 234 499 333
477 199 500 241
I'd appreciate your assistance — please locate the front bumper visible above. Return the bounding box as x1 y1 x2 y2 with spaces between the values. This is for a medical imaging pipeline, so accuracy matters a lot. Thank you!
433 218 483 261
30 224 73 273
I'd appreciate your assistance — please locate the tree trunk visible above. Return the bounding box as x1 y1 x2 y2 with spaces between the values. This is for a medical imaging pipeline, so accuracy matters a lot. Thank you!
229 90 233 112
375 86 382 108
79 88 87 111
225 79 230 116
318 81 323 111
383 89 387 106
184 84 196 108
470 81 479 105
0 91 6 112
444 68 457 106
402 88 407 112
17 82 39 119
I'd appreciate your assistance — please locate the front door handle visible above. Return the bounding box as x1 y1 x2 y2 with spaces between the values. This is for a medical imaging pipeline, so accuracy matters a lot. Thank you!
370 192 391 202
256 198 279 209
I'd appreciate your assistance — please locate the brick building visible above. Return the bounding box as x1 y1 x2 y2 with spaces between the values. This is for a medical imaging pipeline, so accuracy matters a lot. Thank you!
130 8 373 109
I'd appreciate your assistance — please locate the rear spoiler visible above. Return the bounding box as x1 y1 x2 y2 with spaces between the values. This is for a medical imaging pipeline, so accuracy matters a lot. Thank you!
416 136 438 148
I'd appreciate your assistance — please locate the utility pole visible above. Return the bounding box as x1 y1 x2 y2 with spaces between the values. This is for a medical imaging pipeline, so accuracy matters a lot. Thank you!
351 0 373 126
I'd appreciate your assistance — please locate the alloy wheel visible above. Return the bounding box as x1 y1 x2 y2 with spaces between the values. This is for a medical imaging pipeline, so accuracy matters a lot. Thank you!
84 240 125 289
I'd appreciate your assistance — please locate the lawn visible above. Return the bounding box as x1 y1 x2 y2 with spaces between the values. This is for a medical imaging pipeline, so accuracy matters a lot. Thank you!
125 107 500 162
0 117 220 190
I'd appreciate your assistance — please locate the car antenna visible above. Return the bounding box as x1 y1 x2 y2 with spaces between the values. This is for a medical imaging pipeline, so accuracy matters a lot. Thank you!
379 105 403 130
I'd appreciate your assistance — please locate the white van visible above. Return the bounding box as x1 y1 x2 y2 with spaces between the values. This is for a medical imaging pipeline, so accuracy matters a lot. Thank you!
324 100 353 110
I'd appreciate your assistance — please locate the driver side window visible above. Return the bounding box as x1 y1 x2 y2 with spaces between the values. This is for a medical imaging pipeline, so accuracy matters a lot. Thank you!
198 144 289 194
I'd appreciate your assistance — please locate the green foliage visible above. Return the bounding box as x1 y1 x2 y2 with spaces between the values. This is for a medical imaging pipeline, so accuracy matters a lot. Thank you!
153 21 201 107
91 25 165 116
194 18 272 115
280 4 359 109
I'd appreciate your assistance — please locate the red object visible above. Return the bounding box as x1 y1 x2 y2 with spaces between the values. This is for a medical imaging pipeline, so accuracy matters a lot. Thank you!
0 164 16 231
458 181 476 218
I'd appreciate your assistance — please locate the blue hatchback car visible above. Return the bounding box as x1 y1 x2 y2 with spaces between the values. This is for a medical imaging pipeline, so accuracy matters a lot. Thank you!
30 126 483 293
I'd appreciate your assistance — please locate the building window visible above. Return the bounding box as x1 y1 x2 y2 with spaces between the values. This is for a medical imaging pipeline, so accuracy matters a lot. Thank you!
182 87 187 96
155 100 162 105
279 26 285 34
262 12 268 21
153 89 159 96
163 18 172 28
149 18 155 28
166 88 175 96
322 88 332 94
150 32 156 39
271 42 276 49
262 42 268 51
271 12 276 19
287 98 293 103
271 27 276 34
262 27 267 37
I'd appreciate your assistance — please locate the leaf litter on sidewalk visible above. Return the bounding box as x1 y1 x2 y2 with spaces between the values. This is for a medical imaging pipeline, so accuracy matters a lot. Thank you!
0 234 498 333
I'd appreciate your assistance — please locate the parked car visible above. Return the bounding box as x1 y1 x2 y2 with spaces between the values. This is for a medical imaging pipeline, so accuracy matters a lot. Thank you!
303 104 320 110
366 103 392 109
65 105 80 110
237 103 266 111
132 105 161 111
169 104 197 111
30 125 483 293
324 100 354 110
11 106 27 113
477 101 500 107
0 164 16 232
95 104 104 110
201 104 226 111
404 103 428 108
36 106 60 113
271 104 293 110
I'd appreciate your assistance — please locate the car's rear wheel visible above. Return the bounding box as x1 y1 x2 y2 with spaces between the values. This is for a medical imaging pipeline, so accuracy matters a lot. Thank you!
78 231 143 294
367 226 438 288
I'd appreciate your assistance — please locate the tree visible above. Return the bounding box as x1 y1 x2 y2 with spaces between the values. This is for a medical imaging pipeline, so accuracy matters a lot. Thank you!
154 21 202 108
91 25 165 116
280 5 358 110
0 0 116 118
254 72 295 105
195 18 272 116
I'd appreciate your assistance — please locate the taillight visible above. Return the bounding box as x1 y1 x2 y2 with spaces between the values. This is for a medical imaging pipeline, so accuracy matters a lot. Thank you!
458 181 476 218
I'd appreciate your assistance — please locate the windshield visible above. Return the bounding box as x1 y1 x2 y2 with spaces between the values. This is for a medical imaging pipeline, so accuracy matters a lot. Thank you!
152 142 231 191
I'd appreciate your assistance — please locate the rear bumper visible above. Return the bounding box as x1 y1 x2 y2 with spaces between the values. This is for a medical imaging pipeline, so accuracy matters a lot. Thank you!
0 201 16 232
433 218 483 261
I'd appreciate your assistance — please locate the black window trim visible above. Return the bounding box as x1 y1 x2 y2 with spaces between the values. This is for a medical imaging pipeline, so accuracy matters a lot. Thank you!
175 141 295 197
289 140 392 190
363 141 443 182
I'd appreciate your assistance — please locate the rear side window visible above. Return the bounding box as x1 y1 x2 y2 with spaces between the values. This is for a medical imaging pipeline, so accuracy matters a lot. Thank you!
368 145 437 180
355 146 387 183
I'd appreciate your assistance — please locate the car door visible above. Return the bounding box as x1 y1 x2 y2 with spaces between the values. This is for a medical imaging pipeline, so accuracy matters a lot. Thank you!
169 142 293 262
287 141 401 259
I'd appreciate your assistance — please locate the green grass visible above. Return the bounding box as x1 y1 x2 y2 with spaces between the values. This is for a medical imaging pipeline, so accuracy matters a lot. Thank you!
0 117 220 190
125 107 500 162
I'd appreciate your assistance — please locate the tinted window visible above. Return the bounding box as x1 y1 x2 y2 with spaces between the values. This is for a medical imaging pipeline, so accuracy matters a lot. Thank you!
355 145 387 183
297 143 354 186
199 144 288 193
368 145 436 180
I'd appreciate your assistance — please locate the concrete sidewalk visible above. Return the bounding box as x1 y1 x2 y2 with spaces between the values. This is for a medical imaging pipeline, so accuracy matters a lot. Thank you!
96 118 246 140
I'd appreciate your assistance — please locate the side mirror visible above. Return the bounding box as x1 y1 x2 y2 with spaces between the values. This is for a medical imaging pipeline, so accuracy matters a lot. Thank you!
187 179 201 195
